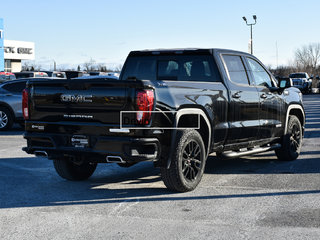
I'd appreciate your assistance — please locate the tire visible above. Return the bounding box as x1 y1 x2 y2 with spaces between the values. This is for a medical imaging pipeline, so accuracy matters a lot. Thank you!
53 158 97 181
161 129 206 192
275 115 302 161
0 107 13 131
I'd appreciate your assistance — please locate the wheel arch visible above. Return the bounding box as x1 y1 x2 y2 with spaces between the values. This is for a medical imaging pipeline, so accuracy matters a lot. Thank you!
285 104 305 134
175 108 212 157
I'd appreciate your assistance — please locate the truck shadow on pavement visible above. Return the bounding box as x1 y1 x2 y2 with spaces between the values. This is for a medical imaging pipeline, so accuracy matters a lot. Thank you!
0 151 319 209
0 125 24 136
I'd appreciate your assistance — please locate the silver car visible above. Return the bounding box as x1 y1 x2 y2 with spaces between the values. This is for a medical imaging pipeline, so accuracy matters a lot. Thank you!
0 79 27 130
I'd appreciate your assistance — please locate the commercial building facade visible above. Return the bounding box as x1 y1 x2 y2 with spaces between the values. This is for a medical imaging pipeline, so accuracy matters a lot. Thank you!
0 18 35 72
0 19 4 71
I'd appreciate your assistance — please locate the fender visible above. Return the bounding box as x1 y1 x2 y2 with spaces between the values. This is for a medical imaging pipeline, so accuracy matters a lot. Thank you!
284 104 305 133
167 108 212 168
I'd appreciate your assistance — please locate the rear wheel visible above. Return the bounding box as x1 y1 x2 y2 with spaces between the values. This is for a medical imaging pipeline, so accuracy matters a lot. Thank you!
0 107 13 131
161 129 206 192
53 158 97 181
275 115 302 161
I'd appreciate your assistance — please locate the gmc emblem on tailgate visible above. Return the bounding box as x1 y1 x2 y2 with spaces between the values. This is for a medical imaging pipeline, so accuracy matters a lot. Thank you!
60 94 93 103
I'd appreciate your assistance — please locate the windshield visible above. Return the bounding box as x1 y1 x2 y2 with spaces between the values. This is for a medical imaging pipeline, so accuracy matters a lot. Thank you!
121 54 221 82
289 73 307 78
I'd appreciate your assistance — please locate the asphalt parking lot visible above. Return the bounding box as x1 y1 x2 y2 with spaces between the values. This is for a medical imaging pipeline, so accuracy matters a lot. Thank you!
0 94 319 240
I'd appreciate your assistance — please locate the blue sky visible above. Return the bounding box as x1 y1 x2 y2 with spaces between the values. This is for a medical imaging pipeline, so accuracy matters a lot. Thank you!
1 0 320 70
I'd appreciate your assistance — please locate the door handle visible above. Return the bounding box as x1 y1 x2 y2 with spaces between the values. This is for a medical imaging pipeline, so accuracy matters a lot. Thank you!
5 94 12 96
260 93 267 99
232 93 241 99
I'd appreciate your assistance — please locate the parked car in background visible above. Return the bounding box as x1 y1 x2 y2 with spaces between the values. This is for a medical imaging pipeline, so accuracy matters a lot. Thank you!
14 72 48 79
43 71 66 78
64 71 84 79
101 72 120 78
0 79 27 130
289 72 312 94
75 75 119 80
0 72 16 83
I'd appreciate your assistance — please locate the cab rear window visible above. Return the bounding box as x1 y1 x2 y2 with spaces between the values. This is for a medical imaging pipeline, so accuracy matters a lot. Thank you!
121 55 221 82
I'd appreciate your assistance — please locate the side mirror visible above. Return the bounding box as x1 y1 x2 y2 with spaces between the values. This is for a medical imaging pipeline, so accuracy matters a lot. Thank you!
316 75 320 80
279 78 293 89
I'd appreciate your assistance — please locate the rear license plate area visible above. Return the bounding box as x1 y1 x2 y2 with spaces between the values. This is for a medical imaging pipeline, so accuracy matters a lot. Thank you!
70 135 89 148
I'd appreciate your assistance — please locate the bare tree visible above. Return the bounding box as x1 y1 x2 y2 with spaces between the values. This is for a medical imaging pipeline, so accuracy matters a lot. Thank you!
22 61 31 71
294 43 320 73
97 63 109 72
82 58 96 71
114 64 123 72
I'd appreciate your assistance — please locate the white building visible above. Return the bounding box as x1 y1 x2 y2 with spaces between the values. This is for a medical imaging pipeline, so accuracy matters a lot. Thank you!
4 40 35 72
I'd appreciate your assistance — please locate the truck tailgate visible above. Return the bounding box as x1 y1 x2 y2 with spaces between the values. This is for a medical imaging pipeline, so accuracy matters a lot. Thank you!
28 78 144 125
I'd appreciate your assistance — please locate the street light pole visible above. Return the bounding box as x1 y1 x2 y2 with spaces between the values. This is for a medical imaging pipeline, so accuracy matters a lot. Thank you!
242 15 257 54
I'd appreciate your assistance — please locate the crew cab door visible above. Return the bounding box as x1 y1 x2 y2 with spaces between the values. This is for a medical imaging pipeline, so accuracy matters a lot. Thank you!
221 54 260 145
244 57 284 139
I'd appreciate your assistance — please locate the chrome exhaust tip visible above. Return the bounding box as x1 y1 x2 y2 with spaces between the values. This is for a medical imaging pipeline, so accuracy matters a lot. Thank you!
106 156 125 163
34 150 48 157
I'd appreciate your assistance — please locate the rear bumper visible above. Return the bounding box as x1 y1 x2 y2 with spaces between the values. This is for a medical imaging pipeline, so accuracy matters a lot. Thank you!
23 132 161 163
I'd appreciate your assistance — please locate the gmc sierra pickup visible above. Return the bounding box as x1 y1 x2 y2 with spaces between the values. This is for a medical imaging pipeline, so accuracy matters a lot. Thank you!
23 48 305 192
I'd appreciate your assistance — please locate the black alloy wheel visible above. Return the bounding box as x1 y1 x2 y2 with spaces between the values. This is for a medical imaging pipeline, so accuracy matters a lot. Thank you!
161 129 206 192
289 122 302 153
275 115 302 161
182 140 202 182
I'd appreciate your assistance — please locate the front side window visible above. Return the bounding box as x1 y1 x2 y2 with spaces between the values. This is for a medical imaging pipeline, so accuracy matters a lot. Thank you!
247 58 273 88
222 55 249 85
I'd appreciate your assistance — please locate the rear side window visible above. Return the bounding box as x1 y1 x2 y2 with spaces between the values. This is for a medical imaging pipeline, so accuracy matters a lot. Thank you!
222 55 249 85
121 57 157 80
121 55 221 82
2 81 27 93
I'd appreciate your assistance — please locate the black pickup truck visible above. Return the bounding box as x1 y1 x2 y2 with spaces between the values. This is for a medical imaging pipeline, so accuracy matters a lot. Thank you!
22 48 305 192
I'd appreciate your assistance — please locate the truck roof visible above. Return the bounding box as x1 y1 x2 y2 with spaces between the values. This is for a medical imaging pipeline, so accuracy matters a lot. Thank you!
129 48 251 56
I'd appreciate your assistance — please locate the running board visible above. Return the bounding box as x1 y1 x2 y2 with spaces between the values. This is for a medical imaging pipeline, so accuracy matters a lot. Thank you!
220 144 281 159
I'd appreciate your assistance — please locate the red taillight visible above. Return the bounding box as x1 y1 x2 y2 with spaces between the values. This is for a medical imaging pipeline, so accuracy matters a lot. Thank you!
136 89 154 125
22 89 29 120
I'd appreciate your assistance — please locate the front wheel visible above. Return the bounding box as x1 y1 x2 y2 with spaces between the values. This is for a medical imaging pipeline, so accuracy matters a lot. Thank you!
161 129 206 192
275 115 302 161
53 158 97 181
